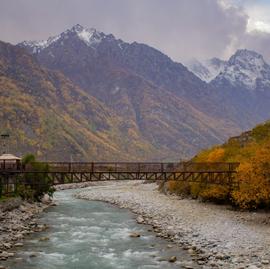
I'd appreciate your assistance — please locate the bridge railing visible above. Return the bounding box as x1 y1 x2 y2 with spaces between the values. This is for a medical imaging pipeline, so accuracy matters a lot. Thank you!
18 162 239 173
181 162 239 172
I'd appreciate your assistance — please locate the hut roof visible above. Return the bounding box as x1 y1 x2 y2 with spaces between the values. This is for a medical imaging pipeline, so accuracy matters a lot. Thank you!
0 153 21 160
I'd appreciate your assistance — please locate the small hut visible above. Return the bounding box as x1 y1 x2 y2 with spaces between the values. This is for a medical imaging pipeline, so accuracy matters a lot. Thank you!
0 153 21 170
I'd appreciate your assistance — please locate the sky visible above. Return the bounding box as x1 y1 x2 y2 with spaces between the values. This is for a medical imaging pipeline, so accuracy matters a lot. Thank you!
1 0 270 62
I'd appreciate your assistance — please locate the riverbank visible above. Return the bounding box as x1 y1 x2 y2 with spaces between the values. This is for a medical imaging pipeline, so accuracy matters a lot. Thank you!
77 181 270 269
0 197 51 263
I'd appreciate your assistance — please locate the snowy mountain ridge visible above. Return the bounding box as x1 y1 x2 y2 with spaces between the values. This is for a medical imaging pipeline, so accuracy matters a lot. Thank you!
188 49 270 90
219 49 270 90
19 24 108 53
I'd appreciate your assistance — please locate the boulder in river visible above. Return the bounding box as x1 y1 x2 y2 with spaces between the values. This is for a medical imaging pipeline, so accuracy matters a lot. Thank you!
168 256 177 263
129 232 141 238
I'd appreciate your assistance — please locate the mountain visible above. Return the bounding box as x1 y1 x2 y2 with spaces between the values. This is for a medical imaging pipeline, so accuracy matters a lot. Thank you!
187 49 270 129
187 58 226 82
188 49 270 90
11 25 270 161
0 40 164 161
210 49 270 128
18 24 244 160
213 49 270 90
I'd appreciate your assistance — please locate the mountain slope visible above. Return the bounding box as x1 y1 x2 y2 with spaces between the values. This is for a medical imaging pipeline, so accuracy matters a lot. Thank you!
177 120 270 209
0 41 164 161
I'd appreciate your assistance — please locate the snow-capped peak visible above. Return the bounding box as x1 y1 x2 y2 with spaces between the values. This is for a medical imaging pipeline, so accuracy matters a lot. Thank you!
228 49 266 69
19 24 106 53
68 24 105 46
218 49 270 89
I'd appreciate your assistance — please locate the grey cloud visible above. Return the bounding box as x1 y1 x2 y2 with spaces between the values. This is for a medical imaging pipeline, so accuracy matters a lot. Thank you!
0 0 269 62
241 31 270 62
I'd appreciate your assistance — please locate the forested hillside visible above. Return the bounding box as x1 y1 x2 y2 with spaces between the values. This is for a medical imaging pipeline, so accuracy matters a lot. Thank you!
169 121 270 209
0 41 160 161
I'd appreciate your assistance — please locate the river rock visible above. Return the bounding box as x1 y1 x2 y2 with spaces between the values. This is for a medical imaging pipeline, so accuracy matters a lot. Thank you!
41 194 51 204
168 256 177 262
136 216 144 224
14 243 24 247
0 252 14 259
129 232 141 238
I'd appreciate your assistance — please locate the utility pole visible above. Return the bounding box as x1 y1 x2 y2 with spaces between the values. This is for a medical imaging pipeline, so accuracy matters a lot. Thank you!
1 133 10 154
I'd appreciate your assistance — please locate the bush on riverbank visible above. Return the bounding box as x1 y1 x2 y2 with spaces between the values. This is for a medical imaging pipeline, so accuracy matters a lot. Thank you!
17 154 55 201
167 121 270 210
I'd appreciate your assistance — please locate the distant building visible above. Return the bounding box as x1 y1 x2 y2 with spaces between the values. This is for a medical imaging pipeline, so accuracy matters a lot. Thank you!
0 153 21 170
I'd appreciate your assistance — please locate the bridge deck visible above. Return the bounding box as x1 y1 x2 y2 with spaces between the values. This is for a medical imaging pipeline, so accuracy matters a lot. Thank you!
0 162 240 196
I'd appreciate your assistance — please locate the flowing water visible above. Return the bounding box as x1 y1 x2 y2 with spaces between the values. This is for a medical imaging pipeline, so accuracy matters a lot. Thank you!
4 189 197 269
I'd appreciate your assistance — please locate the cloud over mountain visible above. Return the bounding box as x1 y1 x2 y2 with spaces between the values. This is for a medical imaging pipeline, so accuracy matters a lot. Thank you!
1 0 270 62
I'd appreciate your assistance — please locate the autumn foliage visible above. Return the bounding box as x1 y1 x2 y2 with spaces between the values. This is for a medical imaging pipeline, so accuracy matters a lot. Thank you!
168 121 270 210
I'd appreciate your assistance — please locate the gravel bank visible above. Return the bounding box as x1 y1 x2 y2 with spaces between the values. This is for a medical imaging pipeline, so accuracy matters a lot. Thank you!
0 198 51 265
77 181 270 269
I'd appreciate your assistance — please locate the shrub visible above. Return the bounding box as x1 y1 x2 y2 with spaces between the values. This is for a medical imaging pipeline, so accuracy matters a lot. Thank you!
19 154 55 201
167 180 191 196
190 182 203 199
199 185 230 204
207 148 225 162
16 184 35 201
231 148 270 209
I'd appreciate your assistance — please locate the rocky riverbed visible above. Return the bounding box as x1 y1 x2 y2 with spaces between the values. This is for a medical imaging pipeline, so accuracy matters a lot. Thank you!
0 197 52 265
77 181 270 269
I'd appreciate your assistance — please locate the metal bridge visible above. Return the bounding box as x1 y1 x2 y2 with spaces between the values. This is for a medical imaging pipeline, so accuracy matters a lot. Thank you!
0 162 239 195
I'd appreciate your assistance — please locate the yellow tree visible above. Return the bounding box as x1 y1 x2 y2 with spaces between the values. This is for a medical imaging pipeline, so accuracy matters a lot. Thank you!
232 144 270 209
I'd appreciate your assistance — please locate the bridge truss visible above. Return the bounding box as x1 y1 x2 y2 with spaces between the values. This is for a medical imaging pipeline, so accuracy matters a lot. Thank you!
0 162 239 196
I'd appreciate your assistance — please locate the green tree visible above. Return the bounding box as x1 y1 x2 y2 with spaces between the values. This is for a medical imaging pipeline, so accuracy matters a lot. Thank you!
18 154 54 201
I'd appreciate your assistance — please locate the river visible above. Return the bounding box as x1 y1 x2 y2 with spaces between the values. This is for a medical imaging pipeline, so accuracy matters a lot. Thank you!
4 189 197 269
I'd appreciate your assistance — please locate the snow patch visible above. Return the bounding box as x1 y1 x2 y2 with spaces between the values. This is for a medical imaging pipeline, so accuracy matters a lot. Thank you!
186 58 225 82
76 28 103 46
19 24 105 53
